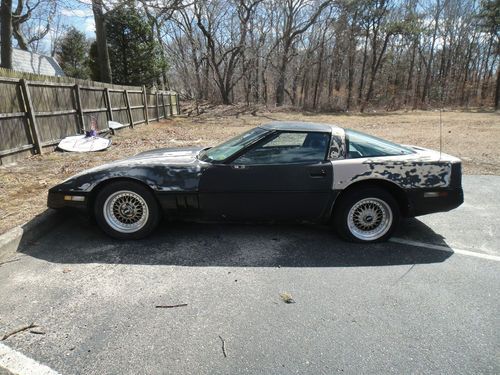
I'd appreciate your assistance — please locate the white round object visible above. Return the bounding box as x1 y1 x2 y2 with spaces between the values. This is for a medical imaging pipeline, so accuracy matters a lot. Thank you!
57 135 111 152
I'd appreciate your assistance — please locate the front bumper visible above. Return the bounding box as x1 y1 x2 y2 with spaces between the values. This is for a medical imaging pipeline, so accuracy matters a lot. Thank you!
47 191 88 209
407 187 464 217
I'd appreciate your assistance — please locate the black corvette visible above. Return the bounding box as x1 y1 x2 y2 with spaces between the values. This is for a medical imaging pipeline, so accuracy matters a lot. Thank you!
48 121 463 242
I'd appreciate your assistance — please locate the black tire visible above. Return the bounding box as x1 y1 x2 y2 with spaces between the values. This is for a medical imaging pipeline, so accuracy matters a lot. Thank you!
94 180 160 239
333 187 400 243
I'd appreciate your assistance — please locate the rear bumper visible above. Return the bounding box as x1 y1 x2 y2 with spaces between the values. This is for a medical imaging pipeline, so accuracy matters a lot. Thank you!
406 187 464 217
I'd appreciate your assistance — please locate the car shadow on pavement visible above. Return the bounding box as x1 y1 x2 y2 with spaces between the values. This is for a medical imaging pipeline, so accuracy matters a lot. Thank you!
16 211 454 267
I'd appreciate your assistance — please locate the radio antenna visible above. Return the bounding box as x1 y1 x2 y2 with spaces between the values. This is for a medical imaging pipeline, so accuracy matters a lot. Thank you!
438 85 444 160
439 106 442 160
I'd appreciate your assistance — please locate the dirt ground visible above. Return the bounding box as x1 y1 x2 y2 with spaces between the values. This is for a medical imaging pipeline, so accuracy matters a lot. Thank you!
0 107 498 234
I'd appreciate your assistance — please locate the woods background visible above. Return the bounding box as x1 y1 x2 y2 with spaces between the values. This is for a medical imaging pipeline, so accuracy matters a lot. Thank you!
1 0 499 112
164 0 499 111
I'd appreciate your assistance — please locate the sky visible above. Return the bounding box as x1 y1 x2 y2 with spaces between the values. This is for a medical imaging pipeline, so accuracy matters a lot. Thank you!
60 4 96 36
25 0 97 55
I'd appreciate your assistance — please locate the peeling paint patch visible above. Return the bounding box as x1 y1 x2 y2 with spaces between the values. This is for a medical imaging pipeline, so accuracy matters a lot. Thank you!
330 134 345 160
332 148 460 190
329 130 346 160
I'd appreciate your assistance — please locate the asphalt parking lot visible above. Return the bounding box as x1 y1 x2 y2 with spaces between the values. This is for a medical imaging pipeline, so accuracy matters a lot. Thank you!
0 176 499 375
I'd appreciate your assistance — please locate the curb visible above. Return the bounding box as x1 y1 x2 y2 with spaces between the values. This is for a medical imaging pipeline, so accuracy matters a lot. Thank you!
0 209 64 262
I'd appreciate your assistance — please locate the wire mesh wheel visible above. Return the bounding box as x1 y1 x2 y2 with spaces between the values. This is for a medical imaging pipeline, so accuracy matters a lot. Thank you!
103 190 150 233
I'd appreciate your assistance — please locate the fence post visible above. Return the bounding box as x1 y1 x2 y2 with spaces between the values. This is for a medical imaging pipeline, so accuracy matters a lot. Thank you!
142 85 149 124
176 93 180 115
156 92 160 121
170 93 176 116
105 88 113 122
168 93 173 116
74 84 85 133
124 89 134 127
20 79 43 155
162 93 167 117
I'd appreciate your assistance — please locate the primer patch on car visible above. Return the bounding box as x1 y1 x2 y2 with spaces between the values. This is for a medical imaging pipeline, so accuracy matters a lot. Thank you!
331 149 459 190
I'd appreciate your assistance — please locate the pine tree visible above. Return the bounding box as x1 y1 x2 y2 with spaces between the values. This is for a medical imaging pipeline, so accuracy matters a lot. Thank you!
56 27 90 79
105 5 166 86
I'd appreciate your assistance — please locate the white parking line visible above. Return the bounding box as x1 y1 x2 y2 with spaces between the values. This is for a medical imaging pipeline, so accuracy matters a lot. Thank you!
390 237 500 262
0 342 60 375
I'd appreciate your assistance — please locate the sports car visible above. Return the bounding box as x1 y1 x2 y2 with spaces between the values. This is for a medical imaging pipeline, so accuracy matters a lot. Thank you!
48 121 463 243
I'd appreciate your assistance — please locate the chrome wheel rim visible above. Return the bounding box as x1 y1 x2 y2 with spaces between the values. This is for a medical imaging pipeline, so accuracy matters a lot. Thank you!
103 190 149 233
347 197 392 241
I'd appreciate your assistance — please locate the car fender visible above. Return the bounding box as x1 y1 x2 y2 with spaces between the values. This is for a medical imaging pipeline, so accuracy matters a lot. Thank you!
331 152 458 190
50 164 203 194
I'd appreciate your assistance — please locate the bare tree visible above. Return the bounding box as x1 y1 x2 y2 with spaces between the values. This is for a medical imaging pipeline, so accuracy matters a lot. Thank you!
142 0 186 89
274 0 332 106
194 0 262 104
157 0 498 110
11 0 57 51
420 0 442 104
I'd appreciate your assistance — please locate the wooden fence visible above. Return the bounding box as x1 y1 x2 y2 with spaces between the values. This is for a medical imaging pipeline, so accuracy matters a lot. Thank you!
0 73 180 163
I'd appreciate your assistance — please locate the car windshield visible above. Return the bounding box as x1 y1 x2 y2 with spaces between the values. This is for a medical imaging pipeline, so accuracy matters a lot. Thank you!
346 129 414 158
199 127 269 162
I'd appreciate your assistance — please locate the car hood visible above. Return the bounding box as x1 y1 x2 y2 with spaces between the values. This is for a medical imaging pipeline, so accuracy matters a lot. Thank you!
53 147 208 193
69 147 205 177
119 146 204 166
134 146 204 160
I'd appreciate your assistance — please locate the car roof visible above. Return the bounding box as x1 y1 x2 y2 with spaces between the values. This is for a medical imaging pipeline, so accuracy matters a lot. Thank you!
259 121 343 133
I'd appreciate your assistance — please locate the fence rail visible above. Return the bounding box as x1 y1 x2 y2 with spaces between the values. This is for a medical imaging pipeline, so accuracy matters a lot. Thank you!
0 73 180 163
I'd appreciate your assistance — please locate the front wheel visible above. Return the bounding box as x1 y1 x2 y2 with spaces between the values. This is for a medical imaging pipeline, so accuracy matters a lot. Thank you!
94 181 160 239
334 188 400 243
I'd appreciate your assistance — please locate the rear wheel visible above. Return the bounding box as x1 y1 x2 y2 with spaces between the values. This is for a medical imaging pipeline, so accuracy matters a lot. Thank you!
94 181 160 239
334 187 399 243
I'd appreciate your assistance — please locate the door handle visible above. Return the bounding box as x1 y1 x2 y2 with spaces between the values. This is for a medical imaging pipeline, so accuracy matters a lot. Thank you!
232 165 246 169
310 168 327 177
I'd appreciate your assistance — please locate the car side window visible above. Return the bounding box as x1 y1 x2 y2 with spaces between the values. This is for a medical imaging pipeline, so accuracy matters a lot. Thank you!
234 131 330 165
346 129 414 158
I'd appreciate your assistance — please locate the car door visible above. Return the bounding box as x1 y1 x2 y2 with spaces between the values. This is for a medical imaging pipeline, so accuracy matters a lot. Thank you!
198 131 333 221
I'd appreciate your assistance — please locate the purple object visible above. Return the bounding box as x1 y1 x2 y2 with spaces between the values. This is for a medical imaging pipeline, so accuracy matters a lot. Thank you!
85 129 97 137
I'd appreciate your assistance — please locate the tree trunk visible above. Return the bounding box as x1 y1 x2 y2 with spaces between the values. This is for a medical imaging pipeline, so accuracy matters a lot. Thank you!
495 65 500 111
154 22 167 90
0 0 13 69
346 38 357 111
12 25 28 50
275 42 290 107
405 40 417 106
261 61 268 105
421 1 441 104
414 58 423 109
357 29 369 107
344 13 357 111
253 53 260 103
121 26 128 83
221 93 230 105
480 36 494 103
202 57 209 100
92 0 112 83
291 69 301 106
362 33 391 112
312 37 325 110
